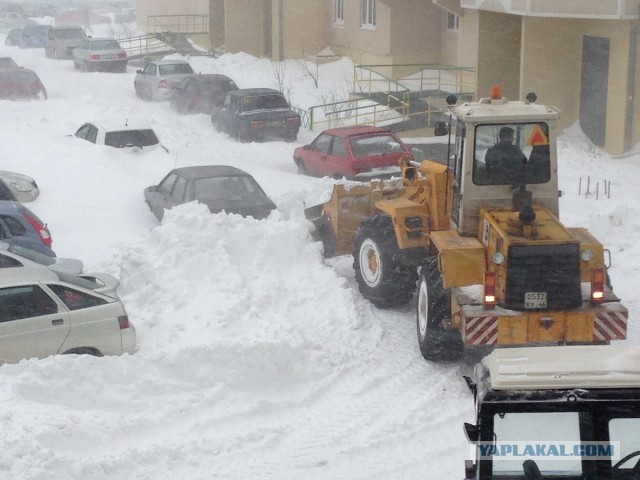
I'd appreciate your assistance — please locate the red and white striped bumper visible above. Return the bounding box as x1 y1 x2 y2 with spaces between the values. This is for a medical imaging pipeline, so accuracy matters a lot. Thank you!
458 302 628 346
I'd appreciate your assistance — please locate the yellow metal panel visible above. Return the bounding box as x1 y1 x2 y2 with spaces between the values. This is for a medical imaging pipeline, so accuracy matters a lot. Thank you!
527 314 565 343
565 315 595 342
498 317 528 344
567 227 606 281
431 230 486 288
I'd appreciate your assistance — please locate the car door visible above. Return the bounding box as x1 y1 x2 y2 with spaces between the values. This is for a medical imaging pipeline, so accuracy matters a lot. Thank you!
211 94 233 133
137 63 157 97
0 283 70 363
303 133 335 176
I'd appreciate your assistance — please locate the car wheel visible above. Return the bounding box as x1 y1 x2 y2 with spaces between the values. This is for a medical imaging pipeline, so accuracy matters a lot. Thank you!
73 58 80 70
295 157 308 175
53 48 59 59
353 214 418 308
135 82 142 98
416 257 464 362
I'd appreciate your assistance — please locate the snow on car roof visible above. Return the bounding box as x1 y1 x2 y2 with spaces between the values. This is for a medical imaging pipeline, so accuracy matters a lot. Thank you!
88 119 155 132
483 345 640 390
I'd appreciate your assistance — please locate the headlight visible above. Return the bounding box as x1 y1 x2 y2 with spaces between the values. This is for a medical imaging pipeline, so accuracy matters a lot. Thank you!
581 249 594 262
492 252 505 265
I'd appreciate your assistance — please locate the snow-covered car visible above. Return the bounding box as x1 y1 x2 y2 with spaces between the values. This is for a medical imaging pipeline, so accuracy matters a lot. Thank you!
45 25 86 59
210 88 301 142
134 59 195 101
4 28 22 46
293 125 413 179
0 267 136 364
0 241 83 274
0 67 47 100
0 169 39 202
71 119 168 153
144 165 277 221
72 37 127 72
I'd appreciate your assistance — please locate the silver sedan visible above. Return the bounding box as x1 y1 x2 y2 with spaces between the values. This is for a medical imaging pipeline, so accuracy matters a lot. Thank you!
134 59 195 101
72 37 128 73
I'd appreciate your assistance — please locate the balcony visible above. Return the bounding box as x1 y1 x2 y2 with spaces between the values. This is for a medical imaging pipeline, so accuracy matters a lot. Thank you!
459 0 640 19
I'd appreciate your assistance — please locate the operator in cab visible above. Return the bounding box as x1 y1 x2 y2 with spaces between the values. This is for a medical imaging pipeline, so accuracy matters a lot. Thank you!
485 126 527 182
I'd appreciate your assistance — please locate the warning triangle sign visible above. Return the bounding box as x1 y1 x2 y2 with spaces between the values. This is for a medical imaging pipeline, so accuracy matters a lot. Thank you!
528 125 549 146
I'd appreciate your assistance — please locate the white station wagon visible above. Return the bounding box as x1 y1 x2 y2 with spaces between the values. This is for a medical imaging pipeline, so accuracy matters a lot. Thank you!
0 268 136 364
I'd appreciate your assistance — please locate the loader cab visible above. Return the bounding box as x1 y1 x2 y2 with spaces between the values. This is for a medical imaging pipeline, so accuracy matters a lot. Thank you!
446 92 561 236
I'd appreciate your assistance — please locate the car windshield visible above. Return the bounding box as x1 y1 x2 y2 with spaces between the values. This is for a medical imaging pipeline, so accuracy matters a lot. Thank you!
194 175 262 200
0 70 39 84
158 63 194 75
6 243 55 266
57 29 85 39
241 94 288 112
104 129 159 148
349 134 405 156
90 39 121 50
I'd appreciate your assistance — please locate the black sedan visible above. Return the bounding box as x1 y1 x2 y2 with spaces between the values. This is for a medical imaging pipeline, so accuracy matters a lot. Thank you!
144 165 277 221
210 88 301 142
170 74 238 114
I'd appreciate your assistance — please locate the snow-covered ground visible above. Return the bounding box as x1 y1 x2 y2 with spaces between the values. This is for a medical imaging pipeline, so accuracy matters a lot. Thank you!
1 25 639 480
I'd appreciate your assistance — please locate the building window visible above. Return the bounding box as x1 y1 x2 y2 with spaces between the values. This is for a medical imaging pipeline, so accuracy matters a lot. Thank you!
334 0 344 25
361 0 376 29
447 12 459 31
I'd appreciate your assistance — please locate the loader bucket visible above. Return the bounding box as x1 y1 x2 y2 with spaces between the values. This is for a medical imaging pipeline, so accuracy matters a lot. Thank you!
306 179 404 257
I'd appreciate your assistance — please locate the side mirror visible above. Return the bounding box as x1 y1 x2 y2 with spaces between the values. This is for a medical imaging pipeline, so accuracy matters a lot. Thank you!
434 121 449 136
464 422 479 443
136 69 143 74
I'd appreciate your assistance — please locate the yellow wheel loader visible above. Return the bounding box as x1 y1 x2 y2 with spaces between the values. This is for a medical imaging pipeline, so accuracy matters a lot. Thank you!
306 88 628 361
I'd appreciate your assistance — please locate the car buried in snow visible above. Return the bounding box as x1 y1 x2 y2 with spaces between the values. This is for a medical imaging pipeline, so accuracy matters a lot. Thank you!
71 119 168 153
144 165 277 221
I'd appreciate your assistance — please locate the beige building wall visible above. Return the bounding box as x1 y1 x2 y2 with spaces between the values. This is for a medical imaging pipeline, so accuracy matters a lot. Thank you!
520 17 634 154
137 0 208 32
224 0 270 57
274 0 324 60
210 0 225 49
476 11 521 101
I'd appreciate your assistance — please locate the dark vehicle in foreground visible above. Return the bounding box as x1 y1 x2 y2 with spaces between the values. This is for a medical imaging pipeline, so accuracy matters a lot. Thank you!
463 345 640 479
211 88 301 142
293 125 413 179
144 165 277 221
19 24 50 49
0 200 53 256
72 37 127 72
170 73 238 114
45 25 86 59
0 68 47 100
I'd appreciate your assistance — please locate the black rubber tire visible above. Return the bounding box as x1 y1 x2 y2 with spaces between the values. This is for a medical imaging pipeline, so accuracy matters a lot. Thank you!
63 347 103 357
353 214 418 308
295 157 308 175
416 257 464 362
312 215 337 257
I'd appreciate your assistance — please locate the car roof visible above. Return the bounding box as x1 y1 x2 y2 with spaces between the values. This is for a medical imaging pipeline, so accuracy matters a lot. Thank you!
186 73 233 83
0 266 58 285
52 25 84 30
321 125 394 137
148 59 191 66
482 345 640 390
170 165 251 179
226 88 282 98
84 119 155 132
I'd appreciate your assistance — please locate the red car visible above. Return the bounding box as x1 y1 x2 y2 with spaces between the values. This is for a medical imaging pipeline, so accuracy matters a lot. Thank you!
293 126 413 179
0 68 47 100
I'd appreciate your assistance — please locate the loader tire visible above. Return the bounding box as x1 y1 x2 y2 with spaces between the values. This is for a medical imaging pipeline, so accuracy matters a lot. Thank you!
353 214 418 308
416 257 463 362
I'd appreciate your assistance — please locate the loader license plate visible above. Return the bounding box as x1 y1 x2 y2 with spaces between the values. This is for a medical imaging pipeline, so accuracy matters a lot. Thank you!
525 292 547 309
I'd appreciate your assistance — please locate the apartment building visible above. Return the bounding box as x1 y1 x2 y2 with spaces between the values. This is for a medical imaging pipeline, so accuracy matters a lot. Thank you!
136 0 640 155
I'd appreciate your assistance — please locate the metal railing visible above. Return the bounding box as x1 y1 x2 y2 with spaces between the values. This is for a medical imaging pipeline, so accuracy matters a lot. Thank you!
297 64 476 131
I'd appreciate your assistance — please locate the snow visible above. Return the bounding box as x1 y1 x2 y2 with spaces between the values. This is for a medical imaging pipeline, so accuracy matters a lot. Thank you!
1 25 640 479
